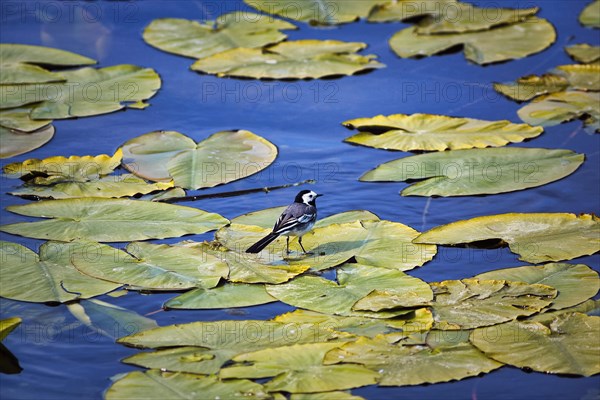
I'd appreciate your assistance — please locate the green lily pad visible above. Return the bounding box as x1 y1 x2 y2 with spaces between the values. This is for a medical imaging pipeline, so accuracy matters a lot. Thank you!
0 317 22 342
390 17 555 65
494 74 570 102
530 299 600 324
9 174 174 199
266 263 432 318
0 198 228 242
324 333 502 386
368 0 458 22
475 263 599 311
566 44 600 63
343 113 543 151
244 0 386 25
554 64 600 91
0 44 95 84
164 283 277 309
415 213 600 264
3 150 122 181
120 130 277 189
580 0 600 28
361 147 584 197
0 125 54 159
220 342 379 393
72 242 228 290
429 278 557 329
0 105 52 132
0 241 120 303
191 40 385 79
67 299 158 339
471 312 600 376
105 371 270 400
122 346 230 375
1 65 161 116
143 12 295 60
518 90 600 133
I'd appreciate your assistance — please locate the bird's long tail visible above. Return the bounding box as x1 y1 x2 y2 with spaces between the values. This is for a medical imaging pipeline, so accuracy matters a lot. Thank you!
246 232 280 253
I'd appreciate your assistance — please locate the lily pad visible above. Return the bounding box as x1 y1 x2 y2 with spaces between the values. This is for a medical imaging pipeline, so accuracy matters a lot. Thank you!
3 150 122 181
1 65 161 116
266 263 432 318
494 74 570 102
414 213 600 264
518 90 600 133
0 105 52 132
290 393 365 400
368 0 458 22
566 44 600 63
554 64 600 91
390 17 556 65
120 130 277 189
220 342 379 393
471 312 600 376
0 198 228 242
106 371 270 400
0 241 120 303
343 113 543 151
143 12 296 60
191 40 385 79
0 317 22 342
0 125 54 159
580 0 600 28
9 174 174 199
164 283 277 309
475 263 599 311
360 147 584 197
72 242 228 290
429 278 557 329
244 0 386 25
0 44 95 84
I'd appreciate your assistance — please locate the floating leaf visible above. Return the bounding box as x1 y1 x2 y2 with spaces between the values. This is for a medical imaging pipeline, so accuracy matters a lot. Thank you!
143 12 295 60
120 130 277 189
390 17 555 65
266 263 431 318
3 149 122 181
1 65 161 117
554 64 600 91
471 313 600 376
324 333 502 386
290 392 365 400
0 198 228 242
475 263 599 311
580 0 600 28
67 299 158 339
368 0 458 22
343 113 543 151
245 0 385 25
518 90 600 133
361 147 584 197
415 213 600 264
9 174 174 199
0 125 54 159
415 4 539 34
123 346 230 375
494 74 570 102
220 342 379 393
0 44 95 84
165 283 276 309
106 371 269 400
0 105 52 132
565 44 600 63
192 40 385 79
530 299 600 323
429 279 556 329
0 241 120 303
0 317 22 342
72 242 228 290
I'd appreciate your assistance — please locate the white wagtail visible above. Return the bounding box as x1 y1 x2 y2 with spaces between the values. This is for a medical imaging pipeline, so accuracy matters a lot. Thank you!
246 190 322 254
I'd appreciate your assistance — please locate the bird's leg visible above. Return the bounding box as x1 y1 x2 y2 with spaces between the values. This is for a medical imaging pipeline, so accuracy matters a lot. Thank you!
286 236 290 254
298 236 308 254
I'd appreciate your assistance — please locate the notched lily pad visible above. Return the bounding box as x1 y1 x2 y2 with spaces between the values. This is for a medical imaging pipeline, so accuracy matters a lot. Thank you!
191 40 385 79
343 113 543 151
360 147 584 197
164 283 277 309
414 213 600 264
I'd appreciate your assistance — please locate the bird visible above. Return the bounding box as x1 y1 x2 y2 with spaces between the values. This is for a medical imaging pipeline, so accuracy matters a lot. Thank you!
246 190 322 254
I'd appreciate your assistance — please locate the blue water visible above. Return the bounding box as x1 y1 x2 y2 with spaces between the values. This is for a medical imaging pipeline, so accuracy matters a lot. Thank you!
1 1 599 399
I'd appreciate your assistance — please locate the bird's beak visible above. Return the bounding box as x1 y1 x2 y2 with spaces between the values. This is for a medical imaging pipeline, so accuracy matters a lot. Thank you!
316 194 323 198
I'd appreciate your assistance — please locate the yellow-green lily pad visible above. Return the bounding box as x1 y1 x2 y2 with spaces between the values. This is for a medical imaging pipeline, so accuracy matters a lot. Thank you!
0 125 54 159
580 0 600 28
566 44 600 63
368 0 458 22
0 105 52 132
494 74 570 102
164 283 277 309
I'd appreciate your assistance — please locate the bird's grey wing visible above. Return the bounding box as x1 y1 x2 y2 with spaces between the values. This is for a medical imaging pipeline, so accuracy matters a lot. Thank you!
272 204 314 234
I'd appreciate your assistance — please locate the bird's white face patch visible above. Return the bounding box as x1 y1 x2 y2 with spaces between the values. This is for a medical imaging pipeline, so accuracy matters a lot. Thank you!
302 191 318 204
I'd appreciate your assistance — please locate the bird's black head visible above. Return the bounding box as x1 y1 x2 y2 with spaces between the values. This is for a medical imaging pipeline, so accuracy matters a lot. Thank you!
294 190 322 206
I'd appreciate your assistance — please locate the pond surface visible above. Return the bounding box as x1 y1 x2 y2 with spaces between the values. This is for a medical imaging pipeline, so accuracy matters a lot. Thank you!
1 1 599 399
